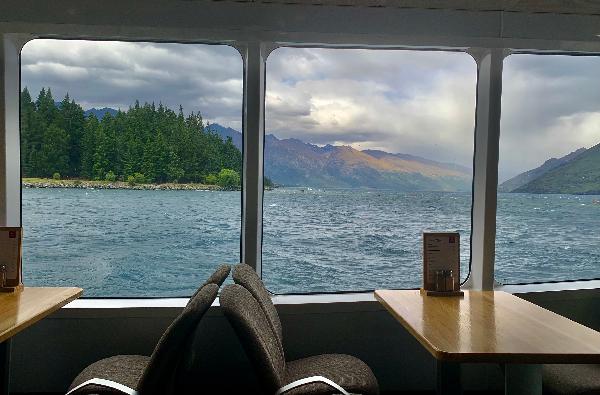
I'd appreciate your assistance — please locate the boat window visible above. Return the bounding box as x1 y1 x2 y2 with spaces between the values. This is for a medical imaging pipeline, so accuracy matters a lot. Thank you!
496 53 600 285
262 47 477 293
20 39 243 297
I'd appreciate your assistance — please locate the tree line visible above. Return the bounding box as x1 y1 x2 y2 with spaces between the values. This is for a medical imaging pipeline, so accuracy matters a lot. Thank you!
20 87 242 186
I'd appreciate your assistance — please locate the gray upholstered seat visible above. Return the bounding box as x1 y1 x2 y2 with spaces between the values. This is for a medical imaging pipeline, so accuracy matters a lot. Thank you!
221 281 379 395
69 356 150 394
67 280 220 395
232 264 284 353
544 364 600 395
188 264 231 304
285 354 379 395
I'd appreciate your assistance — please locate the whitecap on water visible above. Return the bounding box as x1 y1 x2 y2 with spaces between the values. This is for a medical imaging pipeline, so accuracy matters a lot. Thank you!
269 204 278 207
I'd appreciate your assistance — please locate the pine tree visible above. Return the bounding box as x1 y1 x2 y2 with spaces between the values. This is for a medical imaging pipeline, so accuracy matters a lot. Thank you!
38 124 69 177
57 94 86 177
36 87 57 127
20 88 36 176
80 114 99 179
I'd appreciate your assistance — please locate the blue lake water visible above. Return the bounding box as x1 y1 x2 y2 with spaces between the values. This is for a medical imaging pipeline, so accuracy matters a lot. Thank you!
21 188 600 297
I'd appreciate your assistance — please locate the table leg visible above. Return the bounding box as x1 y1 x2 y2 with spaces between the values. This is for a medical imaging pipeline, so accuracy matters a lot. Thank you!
436 360 462 395
0 340 11 395
504 364 541 395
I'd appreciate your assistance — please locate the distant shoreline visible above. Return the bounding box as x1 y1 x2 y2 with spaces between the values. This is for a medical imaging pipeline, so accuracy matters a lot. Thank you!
22 178 234 191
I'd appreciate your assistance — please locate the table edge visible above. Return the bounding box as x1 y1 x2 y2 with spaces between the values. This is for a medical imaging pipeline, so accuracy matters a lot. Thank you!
374 290 448 361
374 289 600 364
0 287 83 343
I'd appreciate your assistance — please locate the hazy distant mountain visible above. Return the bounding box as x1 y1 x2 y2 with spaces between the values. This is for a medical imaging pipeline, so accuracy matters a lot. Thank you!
206 123 243 149
84 107 119 119
209 124 472 191
499 148 587 192
514 143 600 194
57 102 119 119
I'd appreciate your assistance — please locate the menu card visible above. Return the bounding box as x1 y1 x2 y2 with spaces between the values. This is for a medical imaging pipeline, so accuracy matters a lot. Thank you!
422 232 460 293
0 227 23 291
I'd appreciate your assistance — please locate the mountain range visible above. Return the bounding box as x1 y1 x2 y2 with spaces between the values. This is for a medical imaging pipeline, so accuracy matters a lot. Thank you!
208 124 472 191
84 107 118 119
81 105 600 194
80 108 472 190
499 144 600 195
498 148 587 192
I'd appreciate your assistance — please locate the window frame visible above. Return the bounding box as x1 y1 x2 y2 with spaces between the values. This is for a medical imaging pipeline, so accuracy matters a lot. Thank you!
495 50 600 286
17 37 247 297
260 45 478 294
5 29 600 297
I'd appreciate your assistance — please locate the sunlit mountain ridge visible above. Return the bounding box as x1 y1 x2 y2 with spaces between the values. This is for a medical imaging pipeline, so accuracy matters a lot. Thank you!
208 124 472 191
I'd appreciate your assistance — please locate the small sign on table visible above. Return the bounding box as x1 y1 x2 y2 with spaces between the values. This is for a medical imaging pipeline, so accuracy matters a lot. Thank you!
0 227 23 293
422 231 463 297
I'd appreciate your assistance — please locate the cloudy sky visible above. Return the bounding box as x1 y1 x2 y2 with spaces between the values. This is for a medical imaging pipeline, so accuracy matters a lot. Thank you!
21 40 600 182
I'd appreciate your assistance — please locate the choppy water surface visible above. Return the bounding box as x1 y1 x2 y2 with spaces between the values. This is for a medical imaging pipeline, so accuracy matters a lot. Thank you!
263 189 472 293
21 188 600 296
495 193 600 284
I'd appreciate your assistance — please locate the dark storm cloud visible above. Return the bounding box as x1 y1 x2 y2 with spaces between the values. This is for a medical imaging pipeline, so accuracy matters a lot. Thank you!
21 40 243 129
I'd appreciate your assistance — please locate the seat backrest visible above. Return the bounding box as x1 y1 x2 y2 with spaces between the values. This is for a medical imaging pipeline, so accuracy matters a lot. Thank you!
232 264 283 351
137 282 219 395
220 284 287 395
187 264 231 306
203 264 231 287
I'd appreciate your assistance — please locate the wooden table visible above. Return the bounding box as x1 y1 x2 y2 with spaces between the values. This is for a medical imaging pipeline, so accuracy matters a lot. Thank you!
0 287 83 395
375 290 600 395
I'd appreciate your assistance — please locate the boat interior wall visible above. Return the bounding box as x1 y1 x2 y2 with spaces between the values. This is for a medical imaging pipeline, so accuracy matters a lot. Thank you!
0 37 5 227
1 1 600 51
4 0 600 16
8 289 600 393
4 1 600 394
201 0 600 15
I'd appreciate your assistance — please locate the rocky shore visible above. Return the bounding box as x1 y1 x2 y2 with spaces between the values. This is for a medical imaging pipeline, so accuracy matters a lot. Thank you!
22 178 227 191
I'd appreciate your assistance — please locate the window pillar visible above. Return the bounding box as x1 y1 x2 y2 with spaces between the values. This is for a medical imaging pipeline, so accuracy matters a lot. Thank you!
466 48 506 290
0 35 28 227
240 42 269 275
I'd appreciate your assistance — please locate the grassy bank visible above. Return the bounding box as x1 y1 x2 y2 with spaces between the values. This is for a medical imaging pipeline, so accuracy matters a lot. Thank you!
22 178 228 191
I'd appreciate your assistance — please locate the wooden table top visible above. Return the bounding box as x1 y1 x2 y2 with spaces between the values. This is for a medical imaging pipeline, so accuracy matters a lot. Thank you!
375 289 600 364
0 287 83 343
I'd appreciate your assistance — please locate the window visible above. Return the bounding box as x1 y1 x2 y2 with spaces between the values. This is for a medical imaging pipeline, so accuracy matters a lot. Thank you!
496 53 600 284
20 39 243 297
262 47 477 293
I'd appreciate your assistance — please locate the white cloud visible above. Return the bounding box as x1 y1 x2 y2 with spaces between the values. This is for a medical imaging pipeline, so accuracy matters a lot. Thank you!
266 48 477 167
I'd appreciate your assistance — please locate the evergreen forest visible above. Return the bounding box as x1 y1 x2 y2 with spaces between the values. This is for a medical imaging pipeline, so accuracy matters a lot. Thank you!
20 87 242 186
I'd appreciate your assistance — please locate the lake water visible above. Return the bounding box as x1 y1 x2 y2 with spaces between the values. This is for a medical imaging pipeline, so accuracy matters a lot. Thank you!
21 188 600 297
